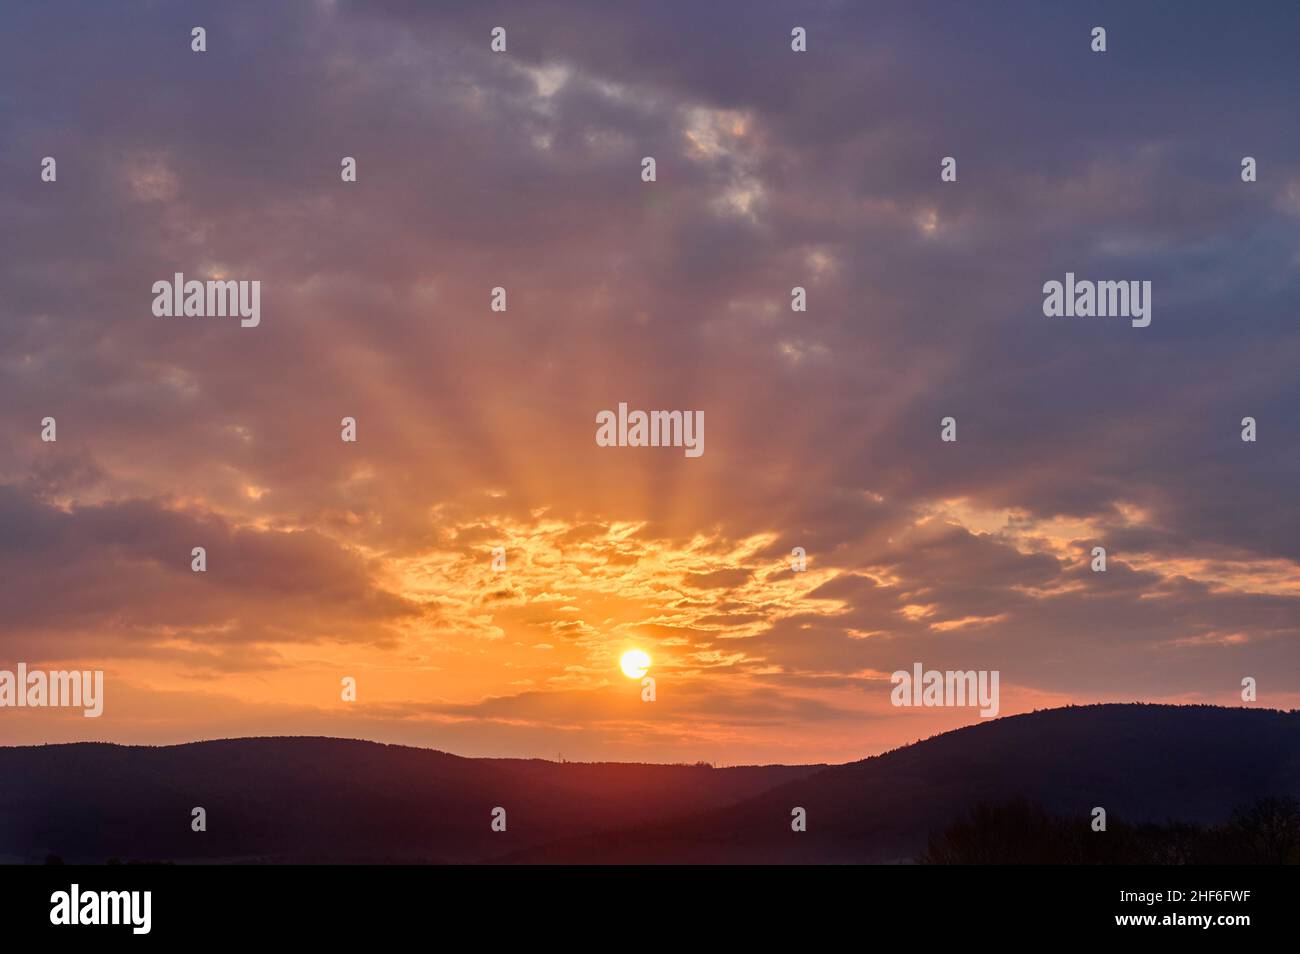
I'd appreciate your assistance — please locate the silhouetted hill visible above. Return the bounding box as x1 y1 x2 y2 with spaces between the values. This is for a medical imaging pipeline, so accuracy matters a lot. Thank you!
501 704 1300 863
2 705 1296 864
0 737 816 863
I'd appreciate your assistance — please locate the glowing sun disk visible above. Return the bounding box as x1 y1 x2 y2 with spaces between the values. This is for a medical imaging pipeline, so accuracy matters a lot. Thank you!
620 649 651 679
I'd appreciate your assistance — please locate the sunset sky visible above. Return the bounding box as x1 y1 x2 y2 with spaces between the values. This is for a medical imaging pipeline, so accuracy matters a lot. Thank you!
1 0 1298 764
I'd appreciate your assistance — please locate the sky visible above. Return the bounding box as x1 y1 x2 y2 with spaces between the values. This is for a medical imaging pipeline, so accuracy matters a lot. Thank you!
1 0 1298 764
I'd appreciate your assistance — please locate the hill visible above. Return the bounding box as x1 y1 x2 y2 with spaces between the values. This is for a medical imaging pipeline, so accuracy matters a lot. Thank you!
2 704 1296 864
501 704 1300 863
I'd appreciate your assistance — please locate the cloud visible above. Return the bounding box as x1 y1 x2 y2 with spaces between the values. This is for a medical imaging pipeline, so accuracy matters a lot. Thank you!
0 0 1296 760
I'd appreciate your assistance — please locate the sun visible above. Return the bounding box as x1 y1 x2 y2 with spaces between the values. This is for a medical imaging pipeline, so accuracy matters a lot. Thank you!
619 649 651 679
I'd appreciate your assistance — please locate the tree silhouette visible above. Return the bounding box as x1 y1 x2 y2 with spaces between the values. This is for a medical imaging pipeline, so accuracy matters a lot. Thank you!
921 796 1300 864
1229 796 1300 864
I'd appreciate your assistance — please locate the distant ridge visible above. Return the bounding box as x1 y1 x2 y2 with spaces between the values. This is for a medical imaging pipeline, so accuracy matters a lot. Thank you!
501 704 1300 863
1 704 1295 864
0 735 817 863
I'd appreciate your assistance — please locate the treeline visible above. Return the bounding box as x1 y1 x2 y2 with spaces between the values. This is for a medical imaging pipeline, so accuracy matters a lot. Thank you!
920 795 1300 864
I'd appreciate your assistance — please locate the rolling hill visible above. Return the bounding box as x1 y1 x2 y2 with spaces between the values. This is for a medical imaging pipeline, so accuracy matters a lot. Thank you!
2 704 1296 864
